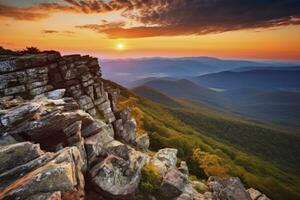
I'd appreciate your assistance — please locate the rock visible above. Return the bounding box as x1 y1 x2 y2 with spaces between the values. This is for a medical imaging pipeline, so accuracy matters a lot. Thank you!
257 194 271 200
154 148 178 168
178 161 189 175
149 157 168 176
208 176 251 200
0 135 17 145
0 142 44 174
0 96 25 109
90 149 149 196
160 168 188 198
105 140 131 160
247 188 270 200
84 125 115 166
135 133 150 151
4 85 26 95
114 108 136 144
247 188 262 200
192 180 209 194
26 191 62 200
81 119 106 138
0 146 85 200
0 101 40 128
45 89 66 100
1 97 94 151
0 152 53 190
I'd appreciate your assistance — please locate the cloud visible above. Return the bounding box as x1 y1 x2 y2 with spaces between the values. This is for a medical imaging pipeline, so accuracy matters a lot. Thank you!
1 0 300 38
77 0 300 38
76 21 126 32
42 30 76 36
0 0 129 21
0 2 79 20
43 30 59 34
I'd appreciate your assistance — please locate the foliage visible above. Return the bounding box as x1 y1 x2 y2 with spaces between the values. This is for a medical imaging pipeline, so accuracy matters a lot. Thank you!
139 163 162 194
0 46 41 56
192 148 229 178
0 46 20 56
105 79 300 200
19 47 40 54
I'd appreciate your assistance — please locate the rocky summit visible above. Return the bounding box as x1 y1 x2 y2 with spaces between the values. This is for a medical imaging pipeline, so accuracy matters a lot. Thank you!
0 51 270 200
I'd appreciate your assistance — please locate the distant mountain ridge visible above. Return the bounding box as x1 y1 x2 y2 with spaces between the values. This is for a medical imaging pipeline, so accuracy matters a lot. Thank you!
101 57 297 86
193 70 300 90
141 79 229 108
134 77 300 127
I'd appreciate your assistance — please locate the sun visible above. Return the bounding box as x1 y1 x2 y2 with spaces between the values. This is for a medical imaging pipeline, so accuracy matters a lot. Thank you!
116 43 125 51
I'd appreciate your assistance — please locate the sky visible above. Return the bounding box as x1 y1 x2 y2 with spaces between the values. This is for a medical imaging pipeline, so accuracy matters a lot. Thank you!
0 0 300 60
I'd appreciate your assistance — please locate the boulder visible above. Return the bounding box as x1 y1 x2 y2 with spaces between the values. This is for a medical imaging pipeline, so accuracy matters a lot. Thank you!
208 177 251 200
160 168 188 198
0 146 85 200
90 149 149 196
247 188 270 200
1 97 94 151
114 108 136 144
154 148 178 168
135 133 150 151
0 142 44 174
192 180 209 194
84 132 114 167
81 119 106 138
178 161 189 175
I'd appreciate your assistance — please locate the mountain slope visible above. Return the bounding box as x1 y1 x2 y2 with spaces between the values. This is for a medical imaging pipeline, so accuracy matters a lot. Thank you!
142 79 229 108
132 85 181 107
193 70 300 90
105 79 300 200
231 66 300 72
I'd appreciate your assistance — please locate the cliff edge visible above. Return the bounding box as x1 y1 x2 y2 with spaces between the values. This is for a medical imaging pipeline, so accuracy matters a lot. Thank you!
0 51 269 200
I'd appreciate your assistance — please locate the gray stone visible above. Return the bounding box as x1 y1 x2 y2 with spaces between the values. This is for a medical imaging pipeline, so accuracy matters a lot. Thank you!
46 89 66 100
208 177 251 200
154 148 178 168
26 191 62 200
0 142 44 174
192 180 209 194
178 161 189 175
91 149 149 196
247 188 262 200
4 85 26 95
30 85 54 96
0 147 85 200
135 133 150 151
161 168 188 198
81 119 106 138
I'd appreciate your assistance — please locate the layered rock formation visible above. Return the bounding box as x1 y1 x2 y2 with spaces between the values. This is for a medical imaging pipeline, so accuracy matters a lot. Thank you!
0 51 270 200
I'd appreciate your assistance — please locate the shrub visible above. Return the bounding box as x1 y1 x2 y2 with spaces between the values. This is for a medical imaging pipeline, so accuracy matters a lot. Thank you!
139 163 162 194
192 148 229 178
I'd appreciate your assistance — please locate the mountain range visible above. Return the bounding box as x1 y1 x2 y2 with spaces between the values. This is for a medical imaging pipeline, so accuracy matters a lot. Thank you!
101 57 298 86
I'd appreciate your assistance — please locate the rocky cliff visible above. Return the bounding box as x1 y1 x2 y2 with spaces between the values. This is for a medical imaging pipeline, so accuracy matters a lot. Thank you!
0 51 270 200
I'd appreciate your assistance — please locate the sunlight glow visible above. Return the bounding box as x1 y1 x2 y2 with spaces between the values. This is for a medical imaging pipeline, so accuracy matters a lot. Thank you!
116 43 125 51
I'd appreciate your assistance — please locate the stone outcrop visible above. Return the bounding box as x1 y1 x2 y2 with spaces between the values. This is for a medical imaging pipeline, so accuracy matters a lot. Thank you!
0 52 114 122
0 52 152 199
0 51 270 200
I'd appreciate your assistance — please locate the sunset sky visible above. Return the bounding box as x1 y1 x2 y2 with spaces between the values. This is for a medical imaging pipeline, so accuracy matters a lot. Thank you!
0 0 300 60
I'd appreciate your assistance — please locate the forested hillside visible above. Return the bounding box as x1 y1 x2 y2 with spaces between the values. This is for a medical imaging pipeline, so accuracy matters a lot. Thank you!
104 79 300 200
